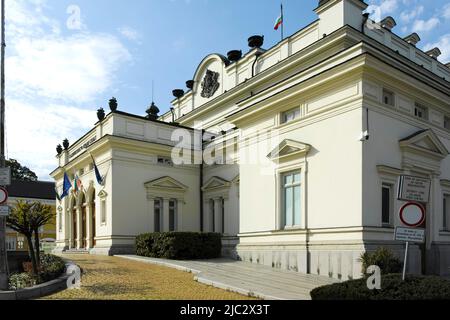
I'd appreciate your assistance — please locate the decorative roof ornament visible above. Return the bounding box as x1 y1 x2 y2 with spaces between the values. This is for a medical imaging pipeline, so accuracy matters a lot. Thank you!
200 69 220 99
109 97 118 112
425 47 442 60
56 144 63 155
146 102 160 121
63 139 70 150
403 33 421 46
380 16 397 30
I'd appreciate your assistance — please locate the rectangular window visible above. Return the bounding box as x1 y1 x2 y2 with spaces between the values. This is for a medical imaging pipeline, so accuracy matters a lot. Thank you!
382 89 395 106
221 198 225 234
58 211 62 232
6 237 16 251
101 200 107 225
443 195 450 231
414 103 428 120
444 117 450 130
283 171 301 228
169 200 177 232
209 199 215 232
281 108 300 124
154 199 162 232
157 156 173 166
382 184 393 226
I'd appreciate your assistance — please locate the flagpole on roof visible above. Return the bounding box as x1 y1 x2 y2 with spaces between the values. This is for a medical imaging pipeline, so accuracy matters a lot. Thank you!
281 3 284 41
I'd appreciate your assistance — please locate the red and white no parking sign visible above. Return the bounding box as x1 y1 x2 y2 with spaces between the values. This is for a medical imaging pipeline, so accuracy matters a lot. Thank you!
399 202 425 227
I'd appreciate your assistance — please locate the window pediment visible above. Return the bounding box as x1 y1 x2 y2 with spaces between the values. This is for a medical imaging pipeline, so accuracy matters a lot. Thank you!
399 129 449 160
202 176 231 192
145 177 188 192
267 139 311 161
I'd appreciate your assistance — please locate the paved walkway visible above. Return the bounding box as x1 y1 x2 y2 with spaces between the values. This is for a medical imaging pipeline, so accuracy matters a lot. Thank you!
116 255 338 300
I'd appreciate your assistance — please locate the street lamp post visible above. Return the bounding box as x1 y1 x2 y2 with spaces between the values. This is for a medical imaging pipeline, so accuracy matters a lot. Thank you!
0 0 8 291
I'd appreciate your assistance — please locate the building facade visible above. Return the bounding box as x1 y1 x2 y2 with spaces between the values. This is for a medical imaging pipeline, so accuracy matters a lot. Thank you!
5 181 57 252
51 0 450 280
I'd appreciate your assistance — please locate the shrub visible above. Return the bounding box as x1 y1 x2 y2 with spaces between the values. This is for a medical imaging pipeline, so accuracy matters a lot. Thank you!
310 274 450 300
39 254 66 282
136 232 222 260
8 273 36 291
360 247 402 275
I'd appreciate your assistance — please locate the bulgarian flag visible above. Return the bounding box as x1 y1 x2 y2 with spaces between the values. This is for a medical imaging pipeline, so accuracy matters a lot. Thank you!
274 14 283 30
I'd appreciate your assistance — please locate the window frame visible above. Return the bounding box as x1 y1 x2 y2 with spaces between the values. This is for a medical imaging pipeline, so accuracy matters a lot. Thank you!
281 107 301 125
169 199 177 232
381 183 394 227
443 194 450 231
154 198 163 232
281 171 302 229
382 89 395 107
414 103 428 120
100 199 107 226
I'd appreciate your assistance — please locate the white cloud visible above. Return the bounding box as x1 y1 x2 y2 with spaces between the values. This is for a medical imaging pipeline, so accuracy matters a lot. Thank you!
4 0 132 180
412 17 440 33
6 99 98 180
400 5 424 23
7 34 131 103
118 26 142 43
424 34 450 62
444 4 450 19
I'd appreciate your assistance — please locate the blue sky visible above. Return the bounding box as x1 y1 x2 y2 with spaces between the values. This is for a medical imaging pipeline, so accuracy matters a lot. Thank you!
3 0 450 180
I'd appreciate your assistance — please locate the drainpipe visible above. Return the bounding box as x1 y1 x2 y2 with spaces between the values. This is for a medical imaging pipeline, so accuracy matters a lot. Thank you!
170 108 175 123
200 129 205 232
251 51 263 77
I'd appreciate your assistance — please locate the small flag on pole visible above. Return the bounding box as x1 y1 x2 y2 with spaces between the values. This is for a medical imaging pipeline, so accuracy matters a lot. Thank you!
60 173 72 200
274 14 283 31
274 3 284 41
55 187 61 202
90 154 105 186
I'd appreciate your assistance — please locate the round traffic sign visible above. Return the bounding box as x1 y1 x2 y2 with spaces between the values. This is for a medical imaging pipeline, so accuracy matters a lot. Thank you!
0 187 8 205
399 202 425 227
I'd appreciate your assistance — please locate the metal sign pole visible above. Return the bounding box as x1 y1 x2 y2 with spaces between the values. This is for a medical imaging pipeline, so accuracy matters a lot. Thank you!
402 241 409 281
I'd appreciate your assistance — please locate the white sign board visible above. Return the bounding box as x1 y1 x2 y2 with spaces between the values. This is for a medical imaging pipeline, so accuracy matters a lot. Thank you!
397 175 431 203
0 206 9 217
395 227 425 243
0 167 11 186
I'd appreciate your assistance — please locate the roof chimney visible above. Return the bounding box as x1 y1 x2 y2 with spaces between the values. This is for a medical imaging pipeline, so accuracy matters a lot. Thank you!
425 47 442 60
404 33 421 46
380 16 397 31
315 0 368 36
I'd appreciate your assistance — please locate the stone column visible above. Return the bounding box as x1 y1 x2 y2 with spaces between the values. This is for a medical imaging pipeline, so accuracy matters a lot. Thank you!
176 199 183 231
86 205 92 250
68 209 74 249
147 197 155 232
163 198 170 232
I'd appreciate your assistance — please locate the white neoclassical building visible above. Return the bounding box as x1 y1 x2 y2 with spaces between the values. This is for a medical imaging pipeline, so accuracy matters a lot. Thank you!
51 0 450 280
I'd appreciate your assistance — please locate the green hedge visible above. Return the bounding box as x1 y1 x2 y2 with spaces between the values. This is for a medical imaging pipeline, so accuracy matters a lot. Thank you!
39 254 67 283
136 232 222 260
311 274 450 300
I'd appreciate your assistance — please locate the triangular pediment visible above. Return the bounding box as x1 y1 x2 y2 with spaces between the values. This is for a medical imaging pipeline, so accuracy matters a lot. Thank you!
202 176 230 192
400 129 449 159
267 139 311 161
145 176 188 191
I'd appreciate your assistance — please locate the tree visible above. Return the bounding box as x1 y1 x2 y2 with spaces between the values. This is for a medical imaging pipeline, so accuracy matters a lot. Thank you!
5 159 38 182
6 201 54 277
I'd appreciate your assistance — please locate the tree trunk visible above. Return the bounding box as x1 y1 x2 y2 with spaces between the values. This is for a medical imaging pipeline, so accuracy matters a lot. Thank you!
33 229 41 269
26 235 39 277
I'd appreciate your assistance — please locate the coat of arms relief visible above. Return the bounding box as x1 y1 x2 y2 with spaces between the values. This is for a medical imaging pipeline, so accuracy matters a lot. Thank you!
200 69 220 98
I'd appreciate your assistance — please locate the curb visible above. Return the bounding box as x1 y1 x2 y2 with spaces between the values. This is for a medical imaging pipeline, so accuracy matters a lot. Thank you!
0 261 78 300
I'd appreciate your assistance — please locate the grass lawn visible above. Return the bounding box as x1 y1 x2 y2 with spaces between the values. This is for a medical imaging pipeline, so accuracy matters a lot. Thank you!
43 254 256 300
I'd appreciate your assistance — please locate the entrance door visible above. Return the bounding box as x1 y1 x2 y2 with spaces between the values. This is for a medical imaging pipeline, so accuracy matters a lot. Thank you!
92 201 96 247
82 206 87 249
